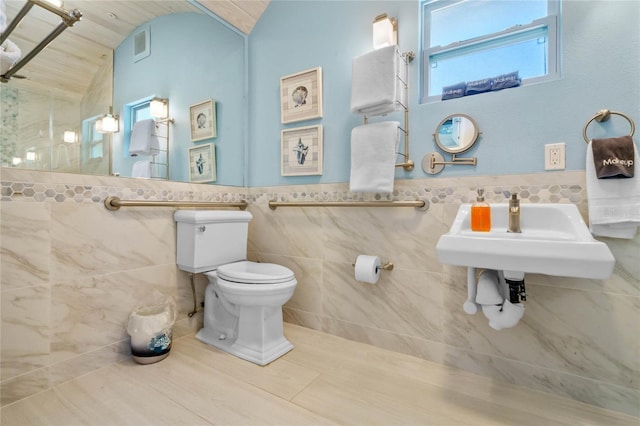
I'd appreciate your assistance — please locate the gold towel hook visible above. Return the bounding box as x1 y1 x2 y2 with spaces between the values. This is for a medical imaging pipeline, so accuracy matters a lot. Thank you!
583 109 635 143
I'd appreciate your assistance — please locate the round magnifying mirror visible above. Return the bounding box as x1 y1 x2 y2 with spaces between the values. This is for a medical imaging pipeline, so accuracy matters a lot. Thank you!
434 114 479 154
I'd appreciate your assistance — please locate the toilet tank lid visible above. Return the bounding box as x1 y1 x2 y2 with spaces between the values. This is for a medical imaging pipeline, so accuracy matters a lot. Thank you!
174 210 252 224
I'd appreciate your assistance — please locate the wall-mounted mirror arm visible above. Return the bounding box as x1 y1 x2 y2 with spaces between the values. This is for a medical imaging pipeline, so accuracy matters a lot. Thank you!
422 114 480 175
423 152 477 175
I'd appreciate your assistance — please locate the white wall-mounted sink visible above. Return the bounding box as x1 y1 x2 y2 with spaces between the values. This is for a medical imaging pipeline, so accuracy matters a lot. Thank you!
436 203 615 279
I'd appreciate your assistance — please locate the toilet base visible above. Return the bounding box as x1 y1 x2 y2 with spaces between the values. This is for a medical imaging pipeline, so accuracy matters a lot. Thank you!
196 327 293 366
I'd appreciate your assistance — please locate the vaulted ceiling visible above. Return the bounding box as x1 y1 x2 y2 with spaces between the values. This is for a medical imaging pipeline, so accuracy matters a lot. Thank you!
2 1 269 97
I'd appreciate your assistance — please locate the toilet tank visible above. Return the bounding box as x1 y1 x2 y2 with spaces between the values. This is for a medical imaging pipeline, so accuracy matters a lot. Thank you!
174 210 252 273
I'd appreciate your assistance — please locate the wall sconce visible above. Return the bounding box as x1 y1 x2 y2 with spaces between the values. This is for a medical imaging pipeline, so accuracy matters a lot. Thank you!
149 97 174 124
25 149 36 161
96 107 119 133
63 130 77 143
373 13 397 49
150 97 168 119
12 157 22 166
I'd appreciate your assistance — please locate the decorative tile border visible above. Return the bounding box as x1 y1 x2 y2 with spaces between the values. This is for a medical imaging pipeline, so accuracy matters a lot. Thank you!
1 169 587 206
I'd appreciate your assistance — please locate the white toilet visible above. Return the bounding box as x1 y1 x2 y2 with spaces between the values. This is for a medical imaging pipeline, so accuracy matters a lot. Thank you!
174 210 297 365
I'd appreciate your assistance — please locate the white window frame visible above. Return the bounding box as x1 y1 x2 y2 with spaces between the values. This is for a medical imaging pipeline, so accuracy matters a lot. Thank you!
420 0 561 103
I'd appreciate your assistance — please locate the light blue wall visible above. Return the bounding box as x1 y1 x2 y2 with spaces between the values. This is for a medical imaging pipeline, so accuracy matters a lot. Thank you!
248 0 639 187
113 12 245 185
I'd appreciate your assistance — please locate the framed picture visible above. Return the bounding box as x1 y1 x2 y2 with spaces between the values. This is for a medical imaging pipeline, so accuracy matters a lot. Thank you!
281 125 323 176
188 143 216 183
190 99 216 141
280 67 323 124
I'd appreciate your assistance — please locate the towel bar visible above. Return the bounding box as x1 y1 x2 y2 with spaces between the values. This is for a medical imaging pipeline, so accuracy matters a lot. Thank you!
583 109 635 143
361 50 415 172
104 196 248 211
268 199 428 211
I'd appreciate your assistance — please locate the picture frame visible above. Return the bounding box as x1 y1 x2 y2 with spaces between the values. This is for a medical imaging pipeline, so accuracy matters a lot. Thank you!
281 125 323 176
188 143 216 183
189 99 216 142
280 67 323 124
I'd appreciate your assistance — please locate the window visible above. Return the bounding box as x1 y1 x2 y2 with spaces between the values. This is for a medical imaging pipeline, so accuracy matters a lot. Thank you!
420 0 560 102
131 101 152 126
82 115 104 161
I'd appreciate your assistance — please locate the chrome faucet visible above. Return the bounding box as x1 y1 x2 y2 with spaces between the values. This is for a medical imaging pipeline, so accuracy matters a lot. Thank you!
508 192 521 233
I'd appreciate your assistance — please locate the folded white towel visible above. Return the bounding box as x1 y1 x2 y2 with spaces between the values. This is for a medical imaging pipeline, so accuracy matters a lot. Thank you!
349 121 400 193
1 39 21 75
586 141 640 239
351 45 403 116
129 119 160 156
131 160 152 178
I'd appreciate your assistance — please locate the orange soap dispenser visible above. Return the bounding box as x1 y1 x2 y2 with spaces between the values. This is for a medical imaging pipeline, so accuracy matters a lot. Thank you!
471 187 491 232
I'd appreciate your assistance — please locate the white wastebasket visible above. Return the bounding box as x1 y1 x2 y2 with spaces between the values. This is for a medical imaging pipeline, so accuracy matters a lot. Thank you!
126 292 176 364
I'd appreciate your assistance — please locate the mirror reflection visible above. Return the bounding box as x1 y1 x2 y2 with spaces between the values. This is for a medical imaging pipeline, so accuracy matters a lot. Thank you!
1 1 248 187
434 114 479 154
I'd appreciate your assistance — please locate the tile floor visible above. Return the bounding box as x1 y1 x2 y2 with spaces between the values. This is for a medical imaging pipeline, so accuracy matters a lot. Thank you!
1 324 637 426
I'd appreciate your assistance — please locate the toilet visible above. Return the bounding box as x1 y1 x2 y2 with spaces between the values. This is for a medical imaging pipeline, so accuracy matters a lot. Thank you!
174 210 297 365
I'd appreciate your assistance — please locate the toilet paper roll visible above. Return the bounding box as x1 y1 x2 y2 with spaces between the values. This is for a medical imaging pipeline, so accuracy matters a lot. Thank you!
354 255 381 284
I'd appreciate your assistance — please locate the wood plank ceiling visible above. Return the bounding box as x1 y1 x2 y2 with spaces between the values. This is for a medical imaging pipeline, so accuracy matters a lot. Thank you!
2 0 269 98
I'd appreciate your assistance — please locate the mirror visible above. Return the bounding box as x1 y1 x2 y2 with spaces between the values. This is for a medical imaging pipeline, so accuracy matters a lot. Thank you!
1 1 248 186
434 114 479 154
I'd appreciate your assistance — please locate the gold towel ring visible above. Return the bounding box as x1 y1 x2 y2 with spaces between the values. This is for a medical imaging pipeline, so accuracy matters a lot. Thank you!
583 109 635 143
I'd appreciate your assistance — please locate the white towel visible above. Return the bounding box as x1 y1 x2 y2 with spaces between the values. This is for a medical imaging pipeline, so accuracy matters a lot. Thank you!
351 45 403 116
1 39 21 75
586 141 640 239
131 160 152 178
129 119 160 156
349 121 400 193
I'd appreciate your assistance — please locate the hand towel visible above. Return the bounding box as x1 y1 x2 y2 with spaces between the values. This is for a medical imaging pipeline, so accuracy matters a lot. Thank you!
349 121 400 193
586 141 640 239
465 78 491 96
1 39 21 75
132 160 152 178
351 45 402 116
129 119 160 156
441 82 466 101
591 136 635 179
491 71 521 91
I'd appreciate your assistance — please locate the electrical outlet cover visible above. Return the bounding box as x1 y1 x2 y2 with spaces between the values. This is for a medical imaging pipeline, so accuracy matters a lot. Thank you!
545 143 565 170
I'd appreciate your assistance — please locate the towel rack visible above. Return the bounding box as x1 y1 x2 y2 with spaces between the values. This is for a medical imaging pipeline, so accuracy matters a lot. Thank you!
104 196 248 211
150 119 174 180
582 109 635 143
1 0 82 82
363 50 415 171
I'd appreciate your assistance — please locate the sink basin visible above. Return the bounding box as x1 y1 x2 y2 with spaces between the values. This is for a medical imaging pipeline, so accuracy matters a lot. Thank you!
436 203 615 279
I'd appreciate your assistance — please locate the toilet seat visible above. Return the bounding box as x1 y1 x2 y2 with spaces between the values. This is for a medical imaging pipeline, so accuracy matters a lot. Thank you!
217 261 294 284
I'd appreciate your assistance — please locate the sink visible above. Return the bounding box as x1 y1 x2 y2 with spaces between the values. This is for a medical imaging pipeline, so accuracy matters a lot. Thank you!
436 203 615 279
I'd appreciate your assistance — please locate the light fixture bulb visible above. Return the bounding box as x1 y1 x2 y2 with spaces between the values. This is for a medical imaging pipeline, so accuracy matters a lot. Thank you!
26 151 36 161
150 97 168 119
373 14 397 49
63 130 76 143
101 115 118 133
12 157 22 166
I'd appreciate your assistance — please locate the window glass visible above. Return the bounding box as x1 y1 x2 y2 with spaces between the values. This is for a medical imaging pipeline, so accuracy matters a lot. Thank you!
428 0 548 47
82 115 104 160
421 0 560 102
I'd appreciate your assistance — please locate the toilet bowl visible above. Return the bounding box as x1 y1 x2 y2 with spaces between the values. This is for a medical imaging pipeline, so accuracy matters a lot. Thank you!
174 210 297 365
197 261 297 365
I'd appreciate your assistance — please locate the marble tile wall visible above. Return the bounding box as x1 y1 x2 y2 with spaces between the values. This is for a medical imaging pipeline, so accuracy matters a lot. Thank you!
248 172 639 417
0 168 244 406
1 168 638 417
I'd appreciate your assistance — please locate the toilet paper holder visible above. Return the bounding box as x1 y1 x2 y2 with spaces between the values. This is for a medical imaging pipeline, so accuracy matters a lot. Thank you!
351 260 394 272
